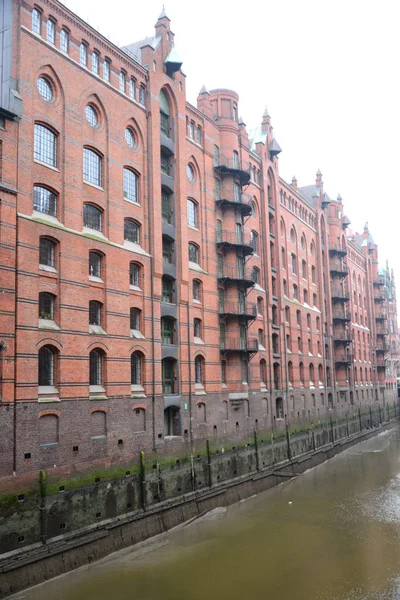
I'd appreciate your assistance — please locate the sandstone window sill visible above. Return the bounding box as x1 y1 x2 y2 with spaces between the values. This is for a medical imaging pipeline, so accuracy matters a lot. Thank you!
39 264 57 274
89 275 104 284
39 319 60 330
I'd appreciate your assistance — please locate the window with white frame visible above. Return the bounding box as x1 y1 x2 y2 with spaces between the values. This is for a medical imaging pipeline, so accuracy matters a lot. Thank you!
92 51 99 74
123 168 138 203
83 204 102 231
60 28 69 53
37 77 53 101
32 8 41 34
187 199 198 228
83 148 102 186
80 42 88 66
124 219 140 244
103 59 110 82
119 71 126 93
33 186 57 217
46 19 55 44
129 78 136 99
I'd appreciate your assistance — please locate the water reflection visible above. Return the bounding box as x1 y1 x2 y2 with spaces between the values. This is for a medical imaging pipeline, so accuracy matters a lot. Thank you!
11 427 400 600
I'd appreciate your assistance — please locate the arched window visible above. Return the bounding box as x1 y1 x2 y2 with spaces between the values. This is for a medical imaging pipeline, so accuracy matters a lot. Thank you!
131 352 143 386
161 316 176 345
83 204 102 232
241 358 249 383
33 186 57 217
32 8 41 34
160 89 171 137
307 313 311 329
162 358 177 394
187 198 198 228
291 254 297 274
124 219 140 244
40 237 56 268
130 307 141 332
251 266 260 284
309 363 315 385
129 262 141 287
89 251 102 278
39 292 55 320
34 124 57 167
188 243 199 264
251 231 259 254
310 241 315 256
91 52 99 74
38 345 56 387
318 363 323 383
285 306 290 323
60 28 69 53
103 58 110 82
260 359 267 385
276 397 284 419
273 363 280 389
123 168 139 203
257 297 263 315
194 318 202 339
304 289 308 304
119 70 126 93
299 362 304 385
39 413 59 445
272 333 279 355
290 227 296 243
37 77 53 101
80 42 88 66
83 148 102 186
162 235 174 264
85 105 98 127
195 356 204 384
89 349 104 387
133 407 146 432
301 234 306 249
46 18 55 44
287 360 294 385
139 85 145 105
272 304 278 325
89 300 102 326
193 279 201 302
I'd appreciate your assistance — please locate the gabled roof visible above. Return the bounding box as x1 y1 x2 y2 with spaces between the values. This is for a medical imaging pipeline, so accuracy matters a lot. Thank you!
248 126 268 152
297 184 320 207
122 35 162 65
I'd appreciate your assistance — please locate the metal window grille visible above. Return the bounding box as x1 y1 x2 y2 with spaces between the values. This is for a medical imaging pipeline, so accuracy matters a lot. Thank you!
187 199 197 227
131 353 141 385
162 278 174 303
34 186 57 216
162 190 172 224
119 71 126 92
85 105 97 127
130 263 140 287
39 293 54 319
195 357 202 384
60 29 69 53
83 148 101 186
89 301 101 325
130 308 141 330
32 8 41 34
188 243 199 263
193 280 200 300
38 346 54 386
160 111 169 136
83 204 102 231
129 78 135 99
162 238 174 263
89 350 102 386
194 319 201 338
124 220 140 244
125 128 135 147
40 238 55 267
161 152 171 176
80 43 87 66
46 19 55 43
103 59 110 82
161 318 175 345
89 252 101 277
34 124 56 166
92 52 99 74
37 77 52 101
139 86 145 105
123 168 138 202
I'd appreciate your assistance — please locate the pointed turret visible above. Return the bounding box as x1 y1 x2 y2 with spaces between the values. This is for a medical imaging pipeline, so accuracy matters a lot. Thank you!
291 176 297 188
199 84 209 96
261 105 270 130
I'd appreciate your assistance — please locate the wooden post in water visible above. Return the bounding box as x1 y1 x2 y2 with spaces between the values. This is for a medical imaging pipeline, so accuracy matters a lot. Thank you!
330 415 334 445
369 406 373 428
312 425 316 451
346 413 350 437
139 451 146 511
39 469 47 544
378 405 382 425
358 408 362 432
190 453 196 491
285 422 292 460
254 430 260 472
206 439 212 487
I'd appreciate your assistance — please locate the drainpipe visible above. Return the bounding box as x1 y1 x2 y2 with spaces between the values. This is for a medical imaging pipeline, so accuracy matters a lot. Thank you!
186 301 193 452
145 74 157 452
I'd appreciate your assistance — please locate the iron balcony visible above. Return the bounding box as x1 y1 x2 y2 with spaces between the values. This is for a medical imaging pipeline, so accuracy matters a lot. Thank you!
220 336 259 355
330 259 349 278
218 301 257 320
329 244 347 258
216 229 254 257
217 266 257 289
215 187 252 216
214 154 250 185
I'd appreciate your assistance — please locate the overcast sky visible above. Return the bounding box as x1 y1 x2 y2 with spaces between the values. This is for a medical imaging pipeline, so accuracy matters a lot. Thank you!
63 0 400 282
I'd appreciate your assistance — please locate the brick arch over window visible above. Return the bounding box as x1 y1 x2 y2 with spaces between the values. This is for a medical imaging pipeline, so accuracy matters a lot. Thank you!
36 64 66 107
39 412 59 445
83 92 109 130
91 409 107 437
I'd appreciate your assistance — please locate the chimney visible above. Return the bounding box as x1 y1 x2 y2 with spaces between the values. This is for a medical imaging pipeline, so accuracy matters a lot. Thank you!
291 176 297 188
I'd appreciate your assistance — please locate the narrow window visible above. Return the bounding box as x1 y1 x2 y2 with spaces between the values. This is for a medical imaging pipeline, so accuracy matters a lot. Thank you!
187 199 198 228
194 318 202 338
119 71 126 93
89 300 102 326
213 145 219 167
46 19 55 44
103 59 110 82
39 292 54 320
83 148 102 186
139 85 145 105
80 42 88 66
196 126 202 144
195 356 203 384
89 251 101 278
32 8 41 34
193 280 201 301
34 124 57 167
188 243 199 264
125 128 135 148
189 121 194 139
92 51 99 75
162 189 173 224
162 236 174 264
131 352 142 385
130 263 140 287
129 78 136 99
38 346 55 386
162 276 175 303
130 308 141 331
123 168 139 203
39 238 56 267
60 29 69 54
89 350 103 386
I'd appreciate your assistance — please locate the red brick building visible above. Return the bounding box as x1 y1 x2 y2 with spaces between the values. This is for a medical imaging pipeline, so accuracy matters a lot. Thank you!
0 0 397 477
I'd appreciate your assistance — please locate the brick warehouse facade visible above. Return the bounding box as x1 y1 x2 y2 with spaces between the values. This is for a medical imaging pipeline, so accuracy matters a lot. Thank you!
0 0 398 478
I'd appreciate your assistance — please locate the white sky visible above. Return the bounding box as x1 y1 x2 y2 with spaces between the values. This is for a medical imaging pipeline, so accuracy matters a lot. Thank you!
62 0 400 281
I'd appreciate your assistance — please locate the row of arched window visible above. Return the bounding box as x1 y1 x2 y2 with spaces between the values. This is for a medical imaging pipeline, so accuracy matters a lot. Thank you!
32 8 146 104
280 189 316 229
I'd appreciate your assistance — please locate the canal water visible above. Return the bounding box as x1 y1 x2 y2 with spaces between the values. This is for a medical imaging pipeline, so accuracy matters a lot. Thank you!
12 426 400 600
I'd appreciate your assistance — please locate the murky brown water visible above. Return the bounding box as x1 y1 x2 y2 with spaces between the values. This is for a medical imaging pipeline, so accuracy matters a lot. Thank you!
12 427 400 600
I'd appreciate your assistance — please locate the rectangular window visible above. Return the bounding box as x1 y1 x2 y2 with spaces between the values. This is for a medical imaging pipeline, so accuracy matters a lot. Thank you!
139 85 145 105
233 183 241 203
161 319 175 345
302 260 307 278
89 252 101 277
80 43 87 66
162 190 172 224
187 199 197 228
161 151 171 176
189 243 199 264
34 124 56 167
213 145 219 167
189 121 194 139
196 126 202 144
233 150 239 168
129 78 136 99
312 265 316 283
130 308 141 330
89 301 101 326
163 238 174 263
92 52 99 74
215 178 221 201
39 293 54 320
83 148 102 186
119 71 126 93
292 254 297 274
32 8 41 34
293 285 298 300
40 239 55 267
130 264 140 287
162 278 174 303
123 168 138 202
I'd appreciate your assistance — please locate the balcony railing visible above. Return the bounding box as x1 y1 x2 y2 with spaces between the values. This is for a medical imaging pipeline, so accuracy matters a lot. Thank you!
375 311 387 321
216 229 255 255
329 244 347 258
335 353 354 365
333 330 352 343
217 265 257 287
331 287 350 302
214 154 250 185
330 259 349 277
374 293 386 302
220 337 259 352
373 275 385 286
376 355 386 367
376 342 388 352
218 301 257 318
376 325 388 336
332 308 351 322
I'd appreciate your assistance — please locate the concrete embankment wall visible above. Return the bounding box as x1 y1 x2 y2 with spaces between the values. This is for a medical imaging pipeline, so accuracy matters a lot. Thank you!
0 407 398 599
